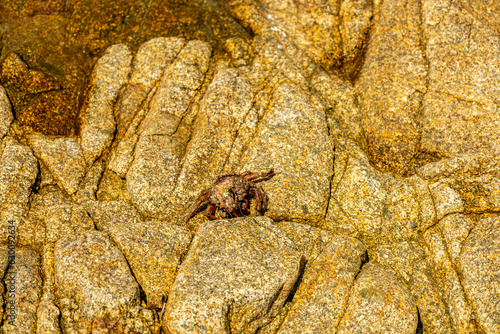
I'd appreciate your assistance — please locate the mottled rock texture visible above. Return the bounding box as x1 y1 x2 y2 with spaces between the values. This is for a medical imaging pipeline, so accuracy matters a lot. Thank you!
163 217 304 333
0 0 499 332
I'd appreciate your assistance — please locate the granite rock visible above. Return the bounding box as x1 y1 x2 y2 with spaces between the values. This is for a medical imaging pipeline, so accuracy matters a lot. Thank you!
336 263 418 334
355 0 427 175
79 44 132 166
277 235 366 333
1 248 42 334
27 133 86 195
459 217 500 334
240 84 333 224
0 85 13 139
53 230 151 333
163 217 304 334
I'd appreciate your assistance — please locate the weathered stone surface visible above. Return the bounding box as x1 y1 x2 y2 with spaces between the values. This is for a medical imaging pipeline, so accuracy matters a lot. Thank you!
1 248 42 334
0 140 39 247
88 200 192 308
336 263 418 334
275 221 334 261
355 0 427 175
227 0 343 70
406 175 436 231
429 181 464 220
326 140 419 246
28 186 94 244
163 217 304 334
241 84 333 224
424 226 476 334
126 40 211 219
79 44 132 165
36 243 62 334
0 85 13 139
372 241 454 333
115 37 185 140
54 230 148 333
438 213 473 266
277 235 366 333
311 70 365 146
27 133 86 195
459 216 500 334
422 1 500 158
340 0 373 75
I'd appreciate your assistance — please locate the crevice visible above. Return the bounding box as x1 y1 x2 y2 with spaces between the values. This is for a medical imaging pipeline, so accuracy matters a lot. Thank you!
322 142 336 221
336 259 366 330
416 308 423 334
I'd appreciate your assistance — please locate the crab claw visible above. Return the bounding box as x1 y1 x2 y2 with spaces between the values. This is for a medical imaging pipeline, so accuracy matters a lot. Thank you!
241 168 275 181
186 190 210 222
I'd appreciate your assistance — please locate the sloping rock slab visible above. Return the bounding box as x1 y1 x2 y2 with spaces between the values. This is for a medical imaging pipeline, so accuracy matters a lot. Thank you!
277 235 366 333
336 263 418 334
459 217 500 334
163 216 304 334
54 230 141 332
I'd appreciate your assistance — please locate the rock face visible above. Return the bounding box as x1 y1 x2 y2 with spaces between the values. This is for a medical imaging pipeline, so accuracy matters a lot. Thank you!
0 0 499 332
163 217 304 333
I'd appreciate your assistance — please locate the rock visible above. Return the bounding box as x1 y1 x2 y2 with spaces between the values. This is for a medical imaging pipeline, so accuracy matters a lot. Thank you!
438 213 473 266
274 221 334 261
89 201 192 308
372 241 455 333
336 263 418 334
0 85 13 138
459 216 500 334
240 84 333 224
423 226 476 334
163 217 304 333
0 140 39 246
227 0 344 70
36 299 62 334
126 40 211 219
165 67 255 223
406 175 436 231
79 43 133 165
277 235 366 333
114 37 185 141
27 133 86 195
311 70 366 146
429 181 464 220
1 248 42 334
326 140 419 246
36 243 62 334
339 0 373 76
355 0 427 175
28 186 95 244
54 230 147 333
421 1 500 158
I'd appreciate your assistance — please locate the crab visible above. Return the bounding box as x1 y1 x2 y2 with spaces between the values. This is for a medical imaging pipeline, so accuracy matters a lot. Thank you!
185 168 275 222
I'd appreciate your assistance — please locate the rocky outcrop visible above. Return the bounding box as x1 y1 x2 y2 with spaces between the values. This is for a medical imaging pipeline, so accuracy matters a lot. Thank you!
0 0 500 332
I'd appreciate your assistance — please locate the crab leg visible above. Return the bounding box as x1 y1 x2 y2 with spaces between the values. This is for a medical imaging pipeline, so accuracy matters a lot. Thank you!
252 185 268 213
206 204 219 220
241 168 275 181
186 190 211 222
